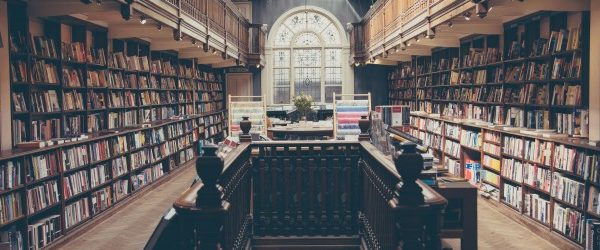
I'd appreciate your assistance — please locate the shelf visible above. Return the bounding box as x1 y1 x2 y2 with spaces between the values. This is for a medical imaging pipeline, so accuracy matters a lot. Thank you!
522 183 550 196
552 197 584 212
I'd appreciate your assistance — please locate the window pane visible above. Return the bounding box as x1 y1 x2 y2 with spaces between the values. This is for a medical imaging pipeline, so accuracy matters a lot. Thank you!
325 86 342 103
321 24 340 45
294 67 321 102
325 68 341 85
325 49 341 67
274 26 293 46
273 68 290 86
306 13 330 32
284 13 307 33
294 49 321 67
294 33 320 47
273 50 290 68
274 87 290 104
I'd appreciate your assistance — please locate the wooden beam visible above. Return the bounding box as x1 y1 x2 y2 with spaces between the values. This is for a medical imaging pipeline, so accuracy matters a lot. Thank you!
196 56 227 64
413 38 460 48
108 24 171 39
211 59 238 68
28 0 120 18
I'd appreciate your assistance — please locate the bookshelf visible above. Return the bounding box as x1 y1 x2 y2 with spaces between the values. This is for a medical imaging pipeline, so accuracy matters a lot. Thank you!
391 11 590 139
392 11 593 246
409 112 599 246
3 2 228 249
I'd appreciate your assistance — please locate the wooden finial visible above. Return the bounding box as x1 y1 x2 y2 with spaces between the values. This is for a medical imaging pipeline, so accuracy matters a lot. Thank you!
393 142 424 205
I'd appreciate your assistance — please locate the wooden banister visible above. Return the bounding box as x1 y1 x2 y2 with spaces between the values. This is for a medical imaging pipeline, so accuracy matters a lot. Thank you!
169 121 446 250
173 143 253 249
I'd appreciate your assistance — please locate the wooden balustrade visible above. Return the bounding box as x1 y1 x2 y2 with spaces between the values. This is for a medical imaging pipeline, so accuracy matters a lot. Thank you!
168 139 447 249
359 141 447 249
352 0 459 61
173 143 253 249
251 141 362 236
154 0 260 63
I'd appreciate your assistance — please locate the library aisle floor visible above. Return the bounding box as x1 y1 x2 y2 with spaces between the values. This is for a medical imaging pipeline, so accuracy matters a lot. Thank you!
57 165 196 250
57 165 559 250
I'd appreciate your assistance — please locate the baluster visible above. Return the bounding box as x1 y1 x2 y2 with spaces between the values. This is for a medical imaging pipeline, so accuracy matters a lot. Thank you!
308 157 317 235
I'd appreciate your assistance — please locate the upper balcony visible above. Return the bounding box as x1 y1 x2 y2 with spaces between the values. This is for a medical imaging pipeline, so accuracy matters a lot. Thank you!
351 0 590 64
27 0 266 68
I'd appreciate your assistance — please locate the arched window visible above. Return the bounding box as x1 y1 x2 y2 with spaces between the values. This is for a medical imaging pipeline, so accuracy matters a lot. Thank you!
268 8 348 104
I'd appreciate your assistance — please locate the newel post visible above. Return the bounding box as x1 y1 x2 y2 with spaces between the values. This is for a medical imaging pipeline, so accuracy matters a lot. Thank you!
194 145 230 249
389 142 433 250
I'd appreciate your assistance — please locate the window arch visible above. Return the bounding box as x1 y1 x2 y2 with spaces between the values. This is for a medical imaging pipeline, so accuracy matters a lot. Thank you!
269 8 347 104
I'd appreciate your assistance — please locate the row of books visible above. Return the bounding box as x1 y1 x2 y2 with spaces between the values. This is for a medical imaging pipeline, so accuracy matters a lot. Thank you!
462 48 501 68
26 180 60 214
503 136 523 158
553 203 584 243
482 155 500 172
501 158 524 183
63 170 90 200
483 142 501 156
523 163 551 193
524 193 551 224
551 172 585 209
460 130 481 149
64 198 90 229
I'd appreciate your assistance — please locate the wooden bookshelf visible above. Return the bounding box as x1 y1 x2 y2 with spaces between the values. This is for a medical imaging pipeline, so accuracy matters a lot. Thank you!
409 112 599 246
390 11 590 139
3 2 229 249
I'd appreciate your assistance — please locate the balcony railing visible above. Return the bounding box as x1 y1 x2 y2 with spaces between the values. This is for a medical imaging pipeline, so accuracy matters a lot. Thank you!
352 0 465 62
131 0 263 64
147 123 447 249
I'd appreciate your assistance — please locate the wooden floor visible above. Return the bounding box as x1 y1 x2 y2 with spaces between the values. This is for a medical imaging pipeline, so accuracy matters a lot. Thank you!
57 165 197 250
58 169 565 250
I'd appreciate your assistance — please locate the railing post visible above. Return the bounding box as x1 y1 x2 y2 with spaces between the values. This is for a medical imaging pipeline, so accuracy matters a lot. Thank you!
194 145 230 249
389 142 436 250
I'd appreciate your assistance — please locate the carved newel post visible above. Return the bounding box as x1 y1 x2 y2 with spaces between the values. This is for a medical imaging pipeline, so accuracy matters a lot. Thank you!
194 145 230 249
239 116 252 143
390 142 431 250
358 115 371 141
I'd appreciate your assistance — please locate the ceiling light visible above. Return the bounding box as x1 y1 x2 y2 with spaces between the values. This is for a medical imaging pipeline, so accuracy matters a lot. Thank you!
212 49 218 54
95 0 102 5
476 2 489 18
256 64 261 69
415 35 420 42
157 24 163 30
355 62 360 67
401 42 407 50
426 27 435 39
192 39 197 45
140 15 147 24
447 21 453 28
463 12 472 21
394 46 399 53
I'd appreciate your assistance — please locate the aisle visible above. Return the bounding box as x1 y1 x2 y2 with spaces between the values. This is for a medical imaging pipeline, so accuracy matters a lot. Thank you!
57 165 196 250
476 199 561 250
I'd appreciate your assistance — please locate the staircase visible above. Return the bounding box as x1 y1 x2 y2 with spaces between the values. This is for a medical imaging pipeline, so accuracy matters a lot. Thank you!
147 141 448 250
252 236 361 250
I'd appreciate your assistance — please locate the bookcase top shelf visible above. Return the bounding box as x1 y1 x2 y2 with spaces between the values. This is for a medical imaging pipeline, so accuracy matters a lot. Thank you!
410 112 599 151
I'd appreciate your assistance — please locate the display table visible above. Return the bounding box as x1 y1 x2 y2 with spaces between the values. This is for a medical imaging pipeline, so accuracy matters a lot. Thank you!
267 126 334 140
